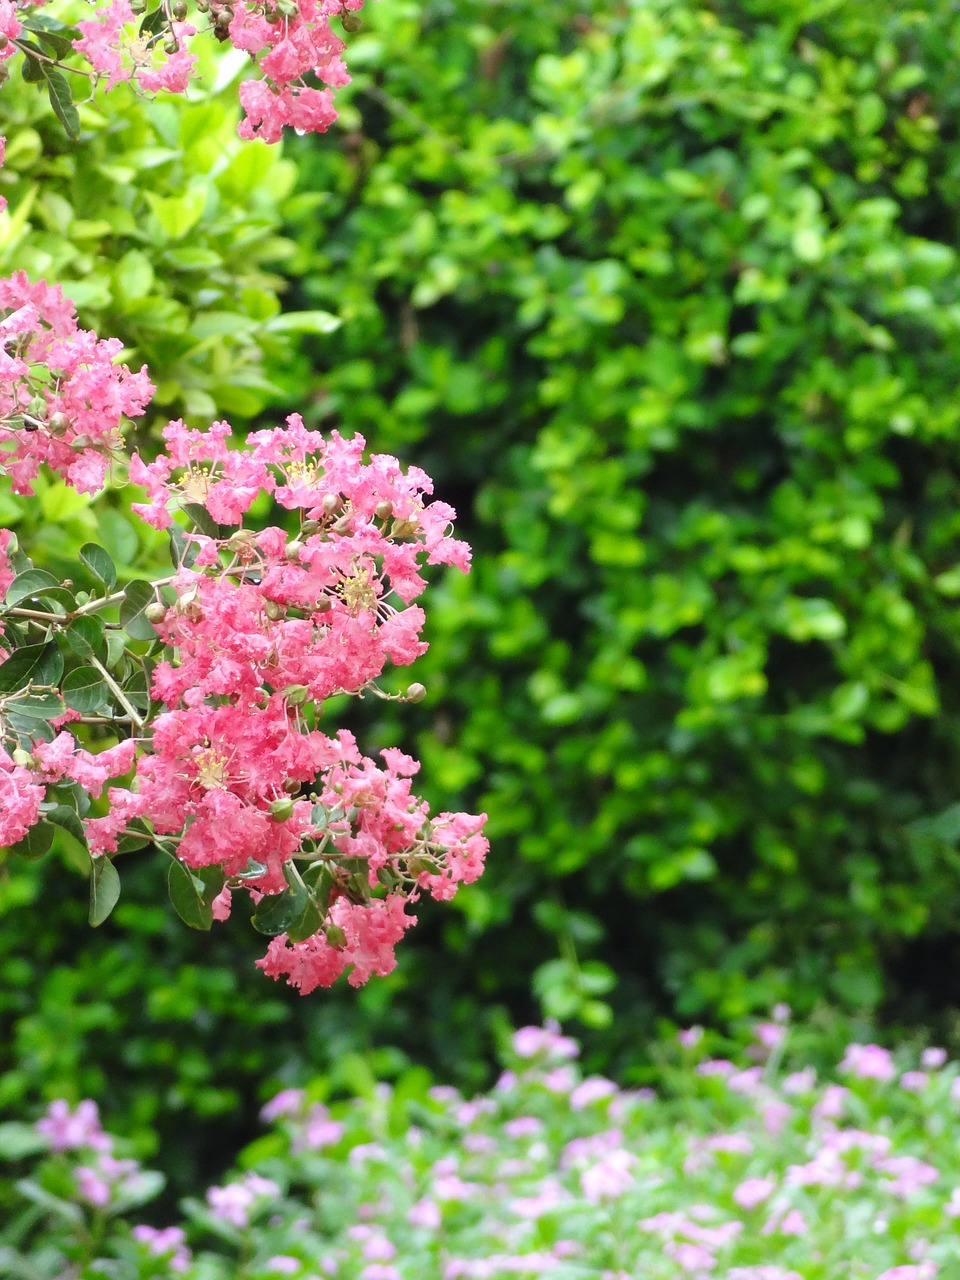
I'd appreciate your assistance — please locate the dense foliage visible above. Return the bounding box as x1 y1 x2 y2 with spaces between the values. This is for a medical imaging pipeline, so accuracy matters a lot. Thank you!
3 1016 959 1279
278 0 960 1035
6 0 960 1206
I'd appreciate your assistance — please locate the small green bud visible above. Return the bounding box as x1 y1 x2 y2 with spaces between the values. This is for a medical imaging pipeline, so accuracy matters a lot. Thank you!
48 412 71 436
405 682 427 703
300 519 320 535
12 748 35 769
144 601 167 624
172 0 188 17
282 777 301 795
268 797 296 822
375 500 393 521
340 10 362 31
0 34 8 50
264 599 282 621
321 493 340 516
285 540 302 562
390 517 420 539
129 0 146 11
163 36 179 53
282 684 310 706
313 595 332 615
325 923 347 948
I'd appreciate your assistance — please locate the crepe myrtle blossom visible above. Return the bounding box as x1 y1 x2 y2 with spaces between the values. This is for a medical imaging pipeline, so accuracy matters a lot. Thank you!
6 0 367 143
0 272 154 494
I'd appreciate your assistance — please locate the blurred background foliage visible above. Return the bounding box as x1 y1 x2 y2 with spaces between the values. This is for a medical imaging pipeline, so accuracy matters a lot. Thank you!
5 0 960 1203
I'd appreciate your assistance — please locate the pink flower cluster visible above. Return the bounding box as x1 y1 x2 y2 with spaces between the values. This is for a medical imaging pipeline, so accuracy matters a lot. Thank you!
34 1100 147 1211
12 0 365 143
0 271 154 494
68 416 487 989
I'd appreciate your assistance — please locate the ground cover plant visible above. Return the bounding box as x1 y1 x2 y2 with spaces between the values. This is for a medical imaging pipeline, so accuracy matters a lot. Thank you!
2 1015 958 1278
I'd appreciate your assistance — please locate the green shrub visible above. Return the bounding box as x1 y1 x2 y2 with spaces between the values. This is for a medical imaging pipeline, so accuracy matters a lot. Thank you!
277 0 960 1034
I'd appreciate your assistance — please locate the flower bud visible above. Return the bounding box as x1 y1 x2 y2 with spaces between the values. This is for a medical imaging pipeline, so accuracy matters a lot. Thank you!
70 434 93 451
163 35 179 53
301 519 320 535
172 0 188 16
144 601 167 624
285 540 302 562
0 34 8 50
129 0 146 11
341 10 362 31
313 595 332 614
282 777 300 795
375 500 393 521
325 923 347 948
268 797 296 822
12 748 35 769
282 684 310 706
405 682 427 702
390 517 420 539
48 412 71 436
333 513 352 534
264 599 282 621
321 493 340 516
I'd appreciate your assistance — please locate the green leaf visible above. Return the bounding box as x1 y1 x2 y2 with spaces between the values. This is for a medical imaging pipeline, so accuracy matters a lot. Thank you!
5 569 64 607
182 502 221 539
8 691 65 720
62 615 107 661
139 7 167 37
169 522 198 570
0 642 63 693
89 856 121 926
42 65 80 140
79 543 117 592
285 895 323 944
9 822 54 862
166 859 213 930
19 45 45 84
252 884 310 937
120 580 159 641
45 804 87 846
0 1121 48 1160
61 666 108 713
264 310 341 335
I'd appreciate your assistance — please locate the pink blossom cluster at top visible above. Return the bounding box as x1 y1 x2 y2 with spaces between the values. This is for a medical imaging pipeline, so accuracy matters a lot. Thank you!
4 0 365 143
0 271 154 494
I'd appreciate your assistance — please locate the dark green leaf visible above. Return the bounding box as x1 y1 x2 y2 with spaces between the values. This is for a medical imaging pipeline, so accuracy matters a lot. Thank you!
4 711 56 746
61 666 108 713
252 884 309 937
9 822 54 861
5 569 64 607
25 21 76 58
182 503 221 539
120 580 159 641
42 65 80 140
89 856 121 926
18 43 45 84
169 522 198 570
79 543 117 592
7 691 64 719
167 859 213 930
139 6 167 36
62 615 107 661
285 896 323 944
45 804 88 846
0 642 63 693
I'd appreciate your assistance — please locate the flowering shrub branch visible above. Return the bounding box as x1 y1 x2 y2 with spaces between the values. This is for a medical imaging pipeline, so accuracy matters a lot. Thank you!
0 20 488 989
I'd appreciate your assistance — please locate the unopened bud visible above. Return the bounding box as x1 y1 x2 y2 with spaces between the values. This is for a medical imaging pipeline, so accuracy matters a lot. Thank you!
12 748 35 769
264 599 282 621
163 36 179 53
0 34 8 49
300 519 320 535
172 0 188 17
325 923 347 948
390 517 420 539
282 684 310 706
48 412 71 436
321 493 340 516
285 540 302 562
333 514 352 534
144 601 167 624
341 10 362 31
375 500 393 521
129 0 146 11
405 682 427 702
268 797 296 822
282 777 300 794
195 0 208 9
312 595 331 615
70 434 93 451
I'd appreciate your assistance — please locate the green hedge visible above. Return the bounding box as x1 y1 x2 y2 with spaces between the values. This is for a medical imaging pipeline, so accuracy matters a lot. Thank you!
280 0 960 1032
6 0 960 1198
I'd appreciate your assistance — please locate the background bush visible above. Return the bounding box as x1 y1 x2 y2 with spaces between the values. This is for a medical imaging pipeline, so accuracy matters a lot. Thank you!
5 0 960 1200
